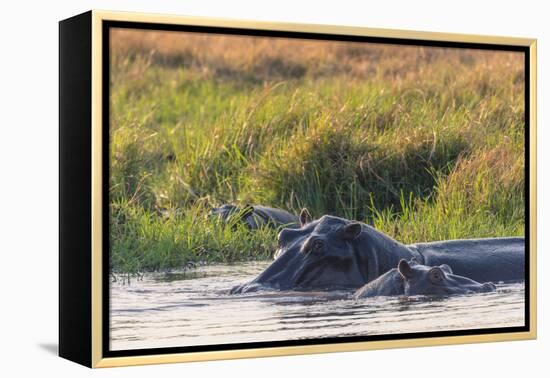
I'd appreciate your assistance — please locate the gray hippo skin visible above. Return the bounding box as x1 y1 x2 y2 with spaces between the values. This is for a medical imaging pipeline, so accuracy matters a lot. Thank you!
353 259 496 298
408 237 525 284
231 211 524 293
211 204 299 229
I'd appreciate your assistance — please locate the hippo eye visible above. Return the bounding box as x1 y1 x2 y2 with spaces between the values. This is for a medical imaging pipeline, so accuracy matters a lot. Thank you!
428 267 445 284
304 238 324 255
312 239 324 252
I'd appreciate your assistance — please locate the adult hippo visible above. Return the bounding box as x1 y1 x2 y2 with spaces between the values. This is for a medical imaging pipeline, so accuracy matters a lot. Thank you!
211 204 299 229
230 211 524 293
353 258 496 298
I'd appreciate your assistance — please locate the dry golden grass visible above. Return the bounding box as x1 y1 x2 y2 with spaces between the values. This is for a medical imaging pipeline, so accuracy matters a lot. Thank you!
111 28 523 84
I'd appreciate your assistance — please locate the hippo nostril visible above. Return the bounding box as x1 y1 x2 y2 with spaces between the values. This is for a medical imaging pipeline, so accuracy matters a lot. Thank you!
277 230 290 247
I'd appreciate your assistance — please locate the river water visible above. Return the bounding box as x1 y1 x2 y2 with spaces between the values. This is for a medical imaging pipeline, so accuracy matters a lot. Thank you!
110 262 525 351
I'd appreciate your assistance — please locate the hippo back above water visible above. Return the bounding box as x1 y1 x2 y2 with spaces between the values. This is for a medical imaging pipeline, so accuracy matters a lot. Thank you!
230 211 524 294
211 204 299 229
353 259 496 298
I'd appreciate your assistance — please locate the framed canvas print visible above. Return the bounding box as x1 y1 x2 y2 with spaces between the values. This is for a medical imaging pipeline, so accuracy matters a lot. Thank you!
59 10 537 368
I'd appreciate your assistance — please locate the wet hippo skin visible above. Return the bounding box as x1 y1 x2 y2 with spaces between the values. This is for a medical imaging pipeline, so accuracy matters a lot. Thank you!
231 212 524 294
353 259 497 298
408 237 525 284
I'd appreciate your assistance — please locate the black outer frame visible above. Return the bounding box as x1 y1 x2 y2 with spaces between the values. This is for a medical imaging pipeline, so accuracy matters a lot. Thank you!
59 11 93 368
59 11 531 368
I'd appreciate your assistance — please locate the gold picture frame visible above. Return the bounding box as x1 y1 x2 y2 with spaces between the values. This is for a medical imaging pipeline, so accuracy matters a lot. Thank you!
59 10 537 368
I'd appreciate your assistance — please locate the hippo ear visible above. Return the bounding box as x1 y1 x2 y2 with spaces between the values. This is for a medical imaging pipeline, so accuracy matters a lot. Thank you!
299 208 312 227
398 259 413 279
342 222 362 240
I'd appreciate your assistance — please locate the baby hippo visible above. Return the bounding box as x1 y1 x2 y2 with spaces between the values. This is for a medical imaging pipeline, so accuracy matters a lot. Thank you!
354 259 496 298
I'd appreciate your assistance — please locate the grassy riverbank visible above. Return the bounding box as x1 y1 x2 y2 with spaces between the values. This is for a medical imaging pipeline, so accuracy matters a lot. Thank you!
110 29 525 274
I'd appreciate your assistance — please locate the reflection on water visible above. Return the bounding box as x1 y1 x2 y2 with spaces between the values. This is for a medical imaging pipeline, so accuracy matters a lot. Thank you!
110 262 525 351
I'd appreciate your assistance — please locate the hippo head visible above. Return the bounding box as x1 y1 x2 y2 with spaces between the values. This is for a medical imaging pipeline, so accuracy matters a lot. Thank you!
210 204 254 226
231 210 370 293
397 259 497 296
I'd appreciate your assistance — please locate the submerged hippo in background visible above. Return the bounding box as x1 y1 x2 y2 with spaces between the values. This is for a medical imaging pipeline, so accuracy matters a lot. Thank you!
211 204 299 230
230 210 524 294
353 258 496 298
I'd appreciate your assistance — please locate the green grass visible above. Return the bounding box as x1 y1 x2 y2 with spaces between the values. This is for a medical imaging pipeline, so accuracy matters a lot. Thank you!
109 31 525 274
110 199 278 274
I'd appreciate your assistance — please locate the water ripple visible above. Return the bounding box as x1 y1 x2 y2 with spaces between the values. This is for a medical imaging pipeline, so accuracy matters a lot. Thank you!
110 262 525 351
